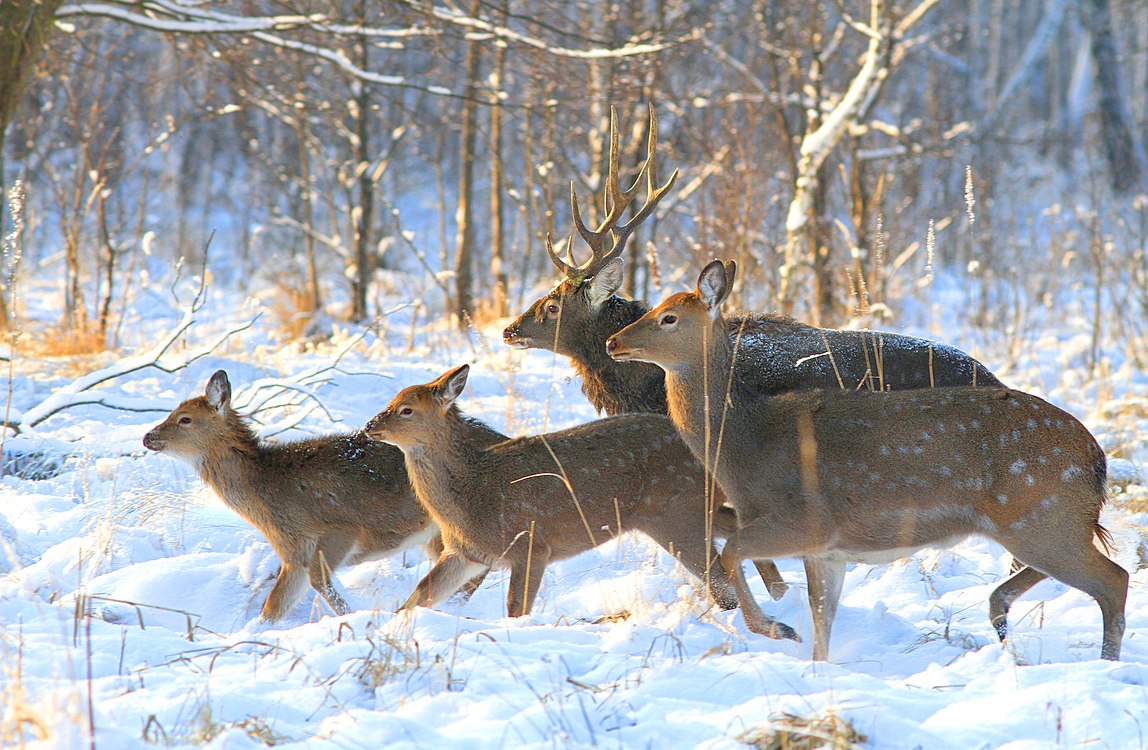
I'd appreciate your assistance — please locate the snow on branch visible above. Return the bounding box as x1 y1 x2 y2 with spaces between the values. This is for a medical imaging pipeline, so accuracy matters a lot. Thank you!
3 309 259 432
56 0 673 105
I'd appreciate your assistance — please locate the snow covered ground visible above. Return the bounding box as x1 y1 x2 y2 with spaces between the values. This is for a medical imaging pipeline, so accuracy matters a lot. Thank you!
2 284 1148 749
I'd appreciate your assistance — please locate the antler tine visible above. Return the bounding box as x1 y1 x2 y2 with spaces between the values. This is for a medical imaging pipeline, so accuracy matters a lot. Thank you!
563 105 678 280
608 105 679 259
544 233 577 278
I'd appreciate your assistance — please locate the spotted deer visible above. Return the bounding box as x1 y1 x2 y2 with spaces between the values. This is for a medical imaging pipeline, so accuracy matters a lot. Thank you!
606 260 1127 660
143 370 499 622
363 364 788 628
503 106 1004 599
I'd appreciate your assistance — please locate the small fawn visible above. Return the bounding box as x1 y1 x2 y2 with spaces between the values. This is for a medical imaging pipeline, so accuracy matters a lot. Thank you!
363 364 787 628
143 370 495 622
607 260 1127 660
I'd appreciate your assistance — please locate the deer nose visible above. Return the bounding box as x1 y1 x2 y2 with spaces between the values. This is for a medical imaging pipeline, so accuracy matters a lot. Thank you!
605 337 619 353
502 326 515 340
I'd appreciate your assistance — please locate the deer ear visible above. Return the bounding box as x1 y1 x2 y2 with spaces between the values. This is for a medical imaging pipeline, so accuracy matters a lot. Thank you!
723 260 737 289
696 260 730 316
434 364 470 408
586 258 624 307
205 370 232 411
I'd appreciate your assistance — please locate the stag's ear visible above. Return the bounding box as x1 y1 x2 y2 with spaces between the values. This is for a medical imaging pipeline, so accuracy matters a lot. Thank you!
205 370 232 412
586 258 624 307
696 260 731 317
433 364 470 409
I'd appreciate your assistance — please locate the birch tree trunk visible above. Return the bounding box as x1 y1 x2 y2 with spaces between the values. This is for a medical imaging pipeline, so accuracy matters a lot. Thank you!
454 0 483 325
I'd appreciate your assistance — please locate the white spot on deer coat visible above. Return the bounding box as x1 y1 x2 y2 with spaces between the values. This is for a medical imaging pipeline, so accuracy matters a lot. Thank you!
1010 459 1026 475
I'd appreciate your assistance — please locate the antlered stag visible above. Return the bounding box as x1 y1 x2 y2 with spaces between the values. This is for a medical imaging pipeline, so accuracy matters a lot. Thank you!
143 370 497 622
363 365 792 630
503 107 1003 417
606 261 1127 661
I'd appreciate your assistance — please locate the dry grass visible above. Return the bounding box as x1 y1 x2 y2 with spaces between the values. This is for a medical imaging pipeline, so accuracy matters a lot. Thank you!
738 709 867 750
20 322 106 360
270 282 322 342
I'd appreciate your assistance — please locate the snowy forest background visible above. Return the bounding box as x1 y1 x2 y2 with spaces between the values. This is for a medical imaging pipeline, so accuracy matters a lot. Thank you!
5 1 1148 748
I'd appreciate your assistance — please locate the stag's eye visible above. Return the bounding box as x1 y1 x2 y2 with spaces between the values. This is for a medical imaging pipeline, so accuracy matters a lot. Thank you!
399 407 413 417
178 416 192 425
546 302 560 315
660 314 678 326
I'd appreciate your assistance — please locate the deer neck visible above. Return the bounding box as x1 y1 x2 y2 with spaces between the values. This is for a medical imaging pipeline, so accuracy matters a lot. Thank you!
568 296 667 415
195 431 265 521
662 321 740 474
402 410 506 527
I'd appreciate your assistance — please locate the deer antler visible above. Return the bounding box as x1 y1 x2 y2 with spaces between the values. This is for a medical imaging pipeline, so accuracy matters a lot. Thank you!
547 104 679 281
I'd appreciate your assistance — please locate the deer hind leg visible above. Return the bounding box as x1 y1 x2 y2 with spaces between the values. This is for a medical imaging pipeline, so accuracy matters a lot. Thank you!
714 505 788 600
988 565 1047 643
260 561 310 621
399 550 489 612
1002 537 1128 660
309 531 358 616
804 558 846 661
720 533 800 642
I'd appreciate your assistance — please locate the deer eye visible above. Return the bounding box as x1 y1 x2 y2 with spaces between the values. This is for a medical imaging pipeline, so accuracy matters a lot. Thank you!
546 302 560 315
178 416 192 425
399 407 413 417
660 314 678 326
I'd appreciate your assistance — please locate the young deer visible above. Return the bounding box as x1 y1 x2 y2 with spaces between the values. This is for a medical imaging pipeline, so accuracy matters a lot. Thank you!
363 365 790 629
606 261 1127 661
143 370 496 622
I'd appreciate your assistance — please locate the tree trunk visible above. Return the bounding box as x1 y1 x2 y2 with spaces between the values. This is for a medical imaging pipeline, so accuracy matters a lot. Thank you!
488 0 509 317
1082 0 1144 193
453 0 483 326
0 0 63 238
349 0 374 323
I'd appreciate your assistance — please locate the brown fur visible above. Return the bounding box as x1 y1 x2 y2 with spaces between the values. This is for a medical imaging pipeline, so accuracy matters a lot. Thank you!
362 365 792 628
143 370 500 622
607 261 1128 661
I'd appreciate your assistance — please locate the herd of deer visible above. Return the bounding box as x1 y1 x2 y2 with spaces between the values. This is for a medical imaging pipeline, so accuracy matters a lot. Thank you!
143 108 1127 662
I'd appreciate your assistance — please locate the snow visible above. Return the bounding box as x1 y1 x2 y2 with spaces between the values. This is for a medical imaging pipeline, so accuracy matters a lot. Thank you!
2 294 1148 749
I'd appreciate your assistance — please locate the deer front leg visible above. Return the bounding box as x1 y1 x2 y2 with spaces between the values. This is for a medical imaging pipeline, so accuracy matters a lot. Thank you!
399 550 489 612
260 561 309 621
309 531 357 616
804 557 845 661
714 505 788 600
720 536 799 642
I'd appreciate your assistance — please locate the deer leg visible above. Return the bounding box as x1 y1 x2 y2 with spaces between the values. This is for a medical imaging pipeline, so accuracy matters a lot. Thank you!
714 505 788 600
309 532 357 616
399 550 489 612
506 557 548 617
260 561 309 621
1002 540 1128 660
987 565 1047 643
720 534 799 642
804 557 845 661
644 521 738 611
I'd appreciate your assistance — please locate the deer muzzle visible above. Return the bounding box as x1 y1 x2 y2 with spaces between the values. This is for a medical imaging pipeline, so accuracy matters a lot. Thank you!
604 335 638 361
142 430 165 452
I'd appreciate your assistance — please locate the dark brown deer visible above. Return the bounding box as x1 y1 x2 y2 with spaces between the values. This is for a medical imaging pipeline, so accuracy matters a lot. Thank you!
606 260 1127 661
143 370 499 622
363 364 793 631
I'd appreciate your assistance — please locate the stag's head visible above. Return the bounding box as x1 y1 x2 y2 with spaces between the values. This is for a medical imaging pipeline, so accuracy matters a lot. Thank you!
364 365 469 452
503 105 678 356
607 260 735 372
